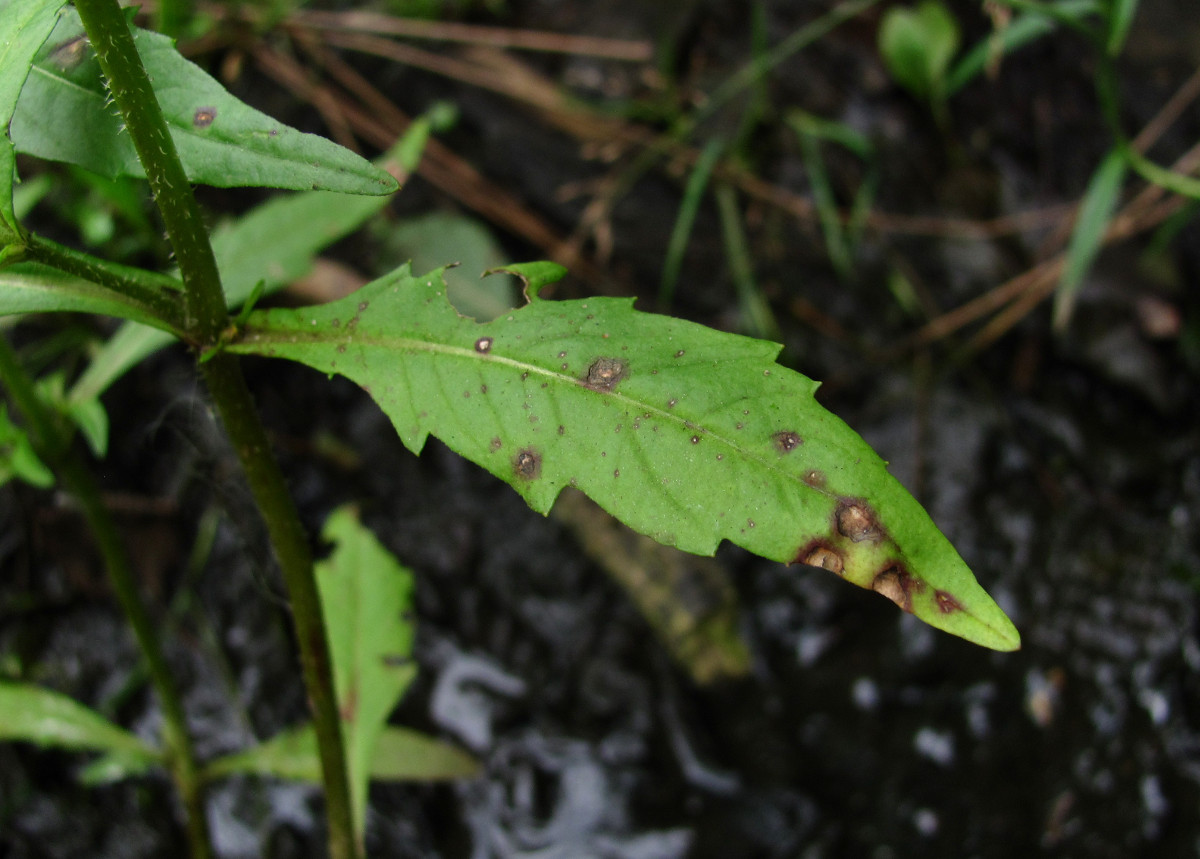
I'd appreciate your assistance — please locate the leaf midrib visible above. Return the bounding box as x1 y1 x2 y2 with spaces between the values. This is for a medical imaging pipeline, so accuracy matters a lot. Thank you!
237 326 841 506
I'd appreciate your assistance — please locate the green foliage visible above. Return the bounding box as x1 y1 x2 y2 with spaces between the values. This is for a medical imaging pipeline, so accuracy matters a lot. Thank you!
1054 148 1127 328
878 0 960 124
10 6 397 196
204 506 477 841
785 110 877 281
945 0 1101 95
1105 0 1139 54
227 264 1019 650
0 681 162 767
0 507 474 823
0 404 54 487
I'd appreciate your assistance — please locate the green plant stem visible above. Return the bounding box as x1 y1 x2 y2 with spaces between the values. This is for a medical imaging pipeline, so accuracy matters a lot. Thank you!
0 336 212 859
71 3 358 857
196 353 358 856
72 0 225 345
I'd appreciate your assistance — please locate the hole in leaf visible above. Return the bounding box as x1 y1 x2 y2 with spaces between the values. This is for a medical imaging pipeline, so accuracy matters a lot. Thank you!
796 542 844 574
872 566 921 613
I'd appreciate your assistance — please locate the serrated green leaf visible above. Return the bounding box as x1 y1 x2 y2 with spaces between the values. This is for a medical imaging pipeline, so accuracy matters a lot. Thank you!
0 0 67 245
317 505 418 838
10 7 397 196
204 724 476 783
0 681 161 764
229 264 1020 651
0 264 183 332
1054 148 1127 328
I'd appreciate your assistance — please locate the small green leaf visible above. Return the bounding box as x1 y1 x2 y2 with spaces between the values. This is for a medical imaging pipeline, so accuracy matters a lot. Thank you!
369 726 479 781
878 0 961 103
230 264 1020 651
0 404 54 488
1054 148 1127 328
1106 0 1139 55
0 0 67 244
0 681 161 764
10 8 397 195
77 748 159 785
64 391 108 457
204 724 476 783
317 505 418 839
203 723 321 782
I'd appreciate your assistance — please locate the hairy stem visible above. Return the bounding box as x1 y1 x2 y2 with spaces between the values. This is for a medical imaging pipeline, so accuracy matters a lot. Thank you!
71 2 357 856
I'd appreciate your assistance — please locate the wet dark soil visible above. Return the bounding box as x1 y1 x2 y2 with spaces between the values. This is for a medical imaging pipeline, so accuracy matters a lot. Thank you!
4 1 1200 857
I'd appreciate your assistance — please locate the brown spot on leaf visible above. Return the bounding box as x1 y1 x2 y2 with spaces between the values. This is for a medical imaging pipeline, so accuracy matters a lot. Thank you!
513 448 541 480
935 590 964 614
489 437 502 452
803 470 826 488
583 357 628 392
836 500 881 543
872 566 921 613
193 106 216 128
795 541 844 575
772 430 802 453
475 336 493 353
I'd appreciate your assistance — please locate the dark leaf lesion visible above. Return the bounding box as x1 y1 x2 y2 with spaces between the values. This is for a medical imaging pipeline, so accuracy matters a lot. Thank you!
582 357 628 392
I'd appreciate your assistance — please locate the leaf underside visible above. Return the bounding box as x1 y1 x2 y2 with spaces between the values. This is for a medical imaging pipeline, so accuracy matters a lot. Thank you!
231 264 1020 651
